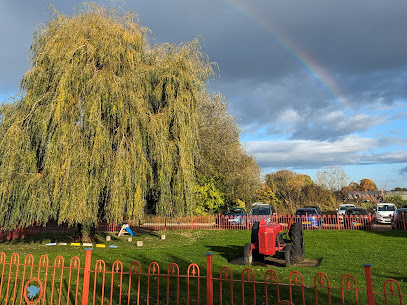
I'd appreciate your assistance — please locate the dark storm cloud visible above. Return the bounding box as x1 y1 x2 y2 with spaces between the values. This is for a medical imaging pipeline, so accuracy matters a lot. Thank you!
0 0 84 93
289 111 383 141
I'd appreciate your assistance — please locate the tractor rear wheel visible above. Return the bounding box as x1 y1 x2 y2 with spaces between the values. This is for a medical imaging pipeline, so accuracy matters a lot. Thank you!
285 244 292 266
244 243 253 265
289 222 305 263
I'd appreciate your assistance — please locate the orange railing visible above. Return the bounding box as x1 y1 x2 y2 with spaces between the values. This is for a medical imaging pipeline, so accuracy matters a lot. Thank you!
0 251 406 305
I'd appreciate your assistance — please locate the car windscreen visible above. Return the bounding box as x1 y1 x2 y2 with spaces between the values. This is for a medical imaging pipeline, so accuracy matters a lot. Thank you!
227 208 243 214
250 207 270 215
296 210 316 216
347 209 368 215
377 205 396 211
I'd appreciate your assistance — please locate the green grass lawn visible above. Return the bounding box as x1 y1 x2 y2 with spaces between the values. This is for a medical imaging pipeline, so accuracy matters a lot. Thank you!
1 229 406 303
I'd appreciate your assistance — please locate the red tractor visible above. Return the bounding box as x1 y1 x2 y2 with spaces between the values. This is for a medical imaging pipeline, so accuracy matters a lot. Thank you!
244 219 304 266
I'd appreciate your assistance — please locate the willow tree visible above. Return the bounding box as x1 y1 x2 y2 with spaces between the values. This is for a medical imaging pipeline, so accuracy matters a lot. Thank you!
0 3 212 233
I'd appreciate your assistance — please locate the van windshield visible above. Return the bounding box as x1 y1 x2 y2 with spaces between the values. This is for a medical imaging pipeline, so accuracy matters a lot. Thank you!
250 206 270 215
377 205 396 211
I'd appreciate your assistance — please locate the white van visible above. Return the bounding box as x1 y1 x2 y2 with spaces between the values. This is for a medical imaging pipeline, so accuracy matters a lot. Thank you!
337 204 356 215
374 203 396 224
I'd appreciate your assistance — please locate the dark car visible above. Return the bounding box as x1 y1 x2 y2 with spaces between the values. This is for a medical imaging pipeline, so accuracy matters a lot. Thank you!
305 206 323 215
391 208 407 230
224 207 246 226
344 207 371 230
295 207 320 228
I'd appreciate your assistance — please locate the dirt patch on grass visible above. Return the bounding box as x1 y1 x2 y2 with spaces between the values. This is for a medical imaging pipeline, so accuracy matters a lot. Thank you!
230 256 322 267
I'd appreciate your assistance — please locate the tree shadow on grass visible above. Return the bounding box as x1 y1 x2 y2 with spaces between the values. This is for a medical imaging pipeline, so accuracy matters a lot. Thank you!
206 245 243 261
0 229 161 245
363 228 407 238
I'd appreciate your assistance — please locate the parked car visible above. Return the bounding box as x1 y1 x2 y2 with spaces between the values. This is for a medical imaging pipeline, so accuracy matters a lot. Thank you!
391 208 407 230
305 206 323 215
337 204 356 215
374 203 396 224
295 207 321 228
336 204 356 223
224 207 246 226
344 207 371 230
248 202 275 225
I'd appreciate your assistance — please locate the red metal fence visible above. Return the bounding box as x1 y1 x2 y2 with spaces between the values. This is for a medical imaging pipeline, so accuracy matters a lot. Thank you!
1 213 406 242
117 213 403 232
0 250 405 305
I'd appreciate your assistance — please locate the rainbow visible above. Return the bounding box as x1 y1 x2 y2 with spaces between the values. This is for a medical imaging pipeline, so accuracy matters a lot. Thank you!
222 0 347 104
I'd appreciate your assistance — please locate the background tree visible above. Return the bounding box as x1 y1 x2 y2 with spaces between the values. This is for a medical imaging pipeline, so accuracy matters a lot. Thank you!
265 170 313 213
256 183 280 207
196 93 261 208
299 184 336 210
0 3 213 235
193 177 224 215
358 178 378 191
316 166 349 191
384 195 407 207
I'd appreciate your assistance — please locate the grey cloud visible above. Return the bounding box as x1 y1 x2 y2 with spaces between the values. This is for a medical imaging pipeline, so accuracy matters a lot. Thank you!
361 152 407 164
290 111 385 141
245 136 378 168
246 136 407 171
399 166 407 176
217 74 386 141
0 0 83 92
377 137 407 146
390 110 407 121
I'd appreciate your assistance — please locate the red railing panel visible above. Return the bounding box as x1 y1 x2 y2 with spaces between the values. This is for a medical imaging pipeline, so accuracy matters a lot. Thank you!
166 263 179 305
384 279 403 305
128 261 141 305
313 272 331 305
219 266 233 305
264 269 280 305
340 273 359 305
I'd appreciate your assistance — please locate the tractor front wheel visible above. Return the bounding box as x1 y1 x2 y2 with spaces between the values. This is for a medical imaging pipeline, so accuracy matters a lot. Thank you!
289 222 305 263
244 243 253 265
253 249 264 262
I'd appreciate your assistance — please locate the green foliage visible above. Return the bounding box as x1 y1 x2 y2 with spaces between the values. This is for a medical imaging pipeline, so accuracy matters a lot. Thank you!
299 184 336 210
256 183 280 206
384 195 407 207
0 3 214 230
194 178 224 215
265 170 314 213
233 199 246 209
197 94 261 205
